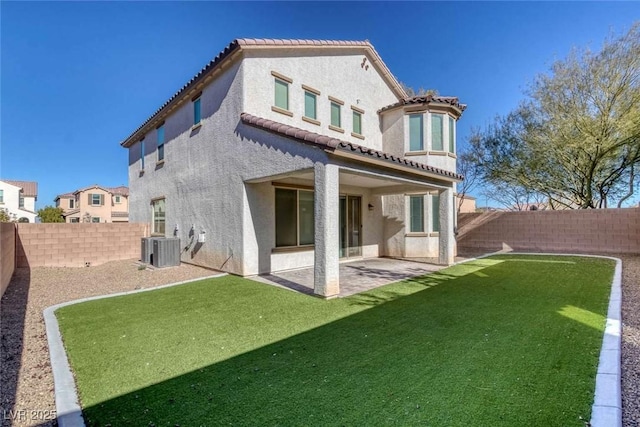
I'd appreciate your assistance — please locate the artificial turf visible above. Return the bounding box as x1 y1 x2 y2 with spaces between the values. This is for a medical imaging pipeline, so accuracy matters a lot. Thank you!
56 254 614 426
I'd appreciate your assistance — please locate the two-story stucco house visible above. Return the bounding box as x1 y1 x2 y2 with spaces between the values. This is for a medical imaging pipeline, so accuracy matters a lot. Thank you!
121 39 465 297
55 185 129 223
0 179 38 222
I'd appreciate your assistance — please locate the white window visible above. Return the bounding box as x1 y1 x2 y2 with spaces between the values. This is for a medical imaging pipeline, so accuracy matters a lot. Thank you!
352 111 362 135
70 218 79 223
431 114 444 151
304 91 317 120
0 190 4 203
140 139 145 170
409 114 424 151
409 195 424 233
274 79 289 110
91 217 101 223
431 194 440 232
19 196 24 209
157 124 165 162
275 188 314 247
89 194 103 206
69 199 74 209
152 198 166 236
330 102 341 128
448 116 455 153
115 195 121 204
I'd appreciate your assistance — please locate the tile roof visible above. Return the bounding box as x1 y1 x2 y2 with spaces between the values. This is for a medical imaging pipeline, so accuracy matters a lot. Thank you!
120 38 407 148
56 185 129 200
378 95 467 115
108 186 129 196
111 211 129 218
1 180 38 197
240 113 463 181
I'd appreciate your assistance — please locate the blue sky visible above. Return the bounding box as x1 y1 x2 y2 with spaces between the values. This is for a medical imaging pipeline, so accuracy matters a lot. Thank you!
1 1 638 209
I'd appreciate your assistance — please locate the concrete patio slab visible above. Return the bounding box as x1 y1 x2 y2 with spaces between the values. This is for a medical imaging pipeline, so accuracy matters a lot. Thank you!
251 257 451 297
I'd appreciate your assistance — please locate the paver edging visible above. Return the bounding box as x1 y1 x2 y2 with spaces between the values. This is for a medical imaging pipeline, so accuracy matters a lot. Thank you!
44 272 227 427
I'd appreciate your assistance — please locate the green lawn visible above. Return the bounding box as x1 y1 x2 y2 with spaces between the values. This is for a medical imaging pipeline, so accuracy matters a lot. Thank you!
56 255 614 426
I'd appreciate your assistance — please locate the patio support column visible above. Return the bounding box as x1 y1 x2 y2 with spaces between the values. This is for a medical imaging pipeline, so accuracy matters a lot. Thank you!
314 162 340 297
438 186 455 265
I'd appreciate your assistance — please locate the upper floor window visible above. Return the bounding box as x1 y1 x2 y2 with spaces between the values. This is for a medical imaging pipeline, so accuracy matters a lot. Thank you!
140 139 145 169
431 114 444 151
69 199 75 209
19 196 24 208
90 193 104 206
271 72 293 116
352 110 363 136
193 96 201 125
409 114 424 151
330 102 341 128
152 198 166 236
274 79 289 111
449 116 455 153
157 124 165 162
304 91 317 120
115 195 121 204
0 189 4 203
409 195 424 233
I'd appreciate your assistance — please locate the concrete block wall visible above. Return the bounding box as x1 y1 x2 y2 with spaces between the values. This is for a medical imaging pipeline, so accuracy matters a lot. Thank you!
457 208 640 254
15 223 149 268
1 223 16 297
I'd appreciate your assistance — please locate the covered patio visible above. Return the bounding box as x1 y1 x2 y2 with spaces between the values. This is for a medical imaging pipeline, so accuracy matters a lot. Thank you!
252 256 470 297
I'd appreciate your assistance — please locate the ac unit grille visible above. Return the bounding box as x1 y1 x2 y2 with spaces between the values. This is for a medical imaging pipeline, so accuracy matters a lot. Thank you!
152 237 181 268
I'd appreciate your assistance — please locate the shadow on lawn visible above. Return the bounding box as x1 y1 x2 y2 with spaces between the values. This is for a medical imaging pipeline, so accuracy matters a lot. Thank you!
77 256 611 426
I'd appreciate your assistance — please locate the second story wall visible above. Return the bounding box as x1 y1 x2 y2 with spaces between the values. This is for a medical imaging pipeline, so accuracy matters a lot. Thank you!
242 49 400 151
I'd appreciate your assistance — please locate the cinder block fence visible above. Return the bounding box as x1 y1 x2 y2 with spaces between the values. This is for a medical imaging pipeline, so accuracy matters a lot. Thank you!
458 208 640 254
0 223 149 297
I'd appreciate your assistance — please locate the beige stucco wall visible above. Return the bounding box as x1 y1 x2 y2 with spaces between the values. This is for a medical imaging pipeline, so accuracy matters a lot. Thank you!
0 223 15 297
242 48 399 152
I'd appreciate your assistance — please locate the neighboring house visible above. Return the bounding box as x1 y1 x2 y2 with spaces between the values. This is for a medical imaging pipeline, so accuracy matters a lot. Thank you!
55 185 129 223
0 179 38 222
456 194 477 213
121 38 466 297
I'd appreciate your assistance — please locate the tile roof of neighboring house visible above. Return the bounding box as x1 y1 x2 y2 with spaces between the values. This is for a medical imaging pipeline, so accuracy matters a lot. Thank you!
378 95 467 115
121 38 407 148
62 209 80 217
1 180 38 197
111 211 129 218
108 186 129 196
240 113 463 181
55 185 129 201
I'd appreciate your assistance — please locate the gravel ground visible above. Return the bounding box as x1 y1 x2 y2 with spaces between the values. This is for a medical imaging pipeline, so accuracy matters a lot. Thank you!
0 254 638 427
